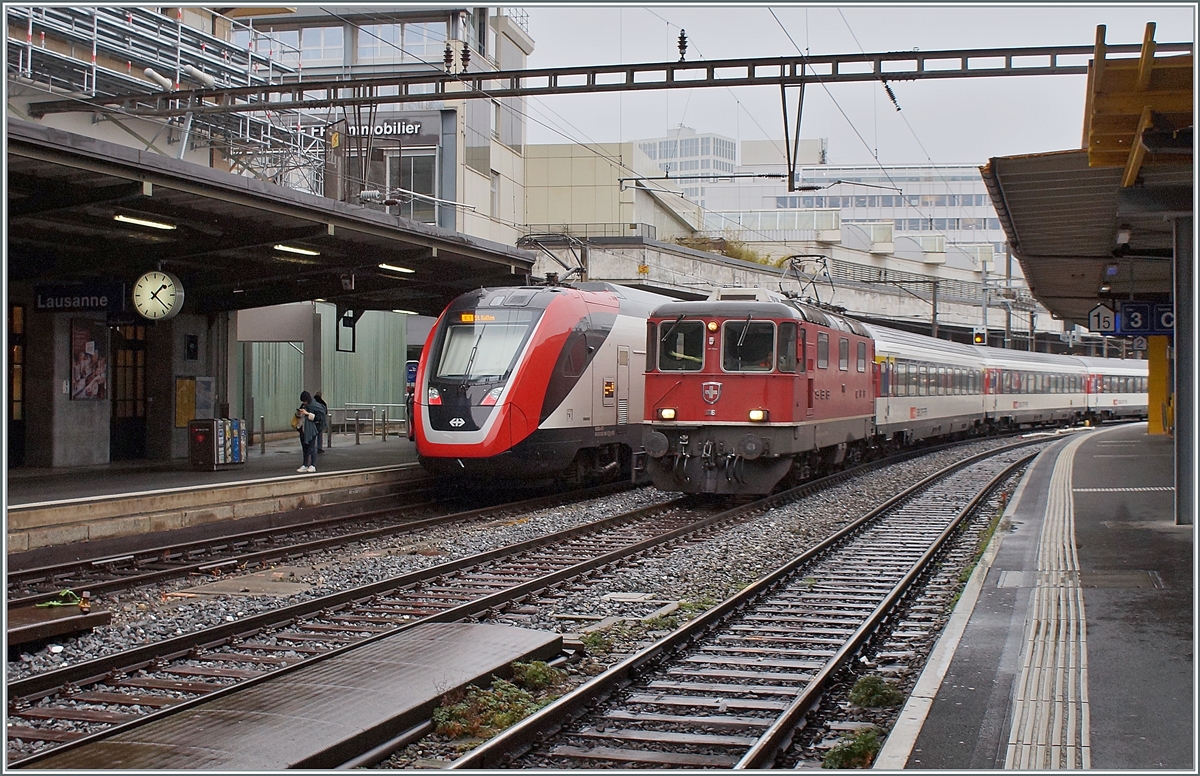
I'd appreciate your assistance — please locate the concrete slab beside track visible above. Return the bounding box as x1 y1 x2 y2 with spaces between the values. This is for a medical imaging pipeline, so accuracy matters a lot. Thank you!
19 622 561 770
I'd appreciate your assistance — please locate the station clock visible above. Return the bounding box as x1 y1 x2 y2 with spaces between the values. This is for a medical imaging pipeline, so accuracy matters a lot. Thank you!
132 270 185 320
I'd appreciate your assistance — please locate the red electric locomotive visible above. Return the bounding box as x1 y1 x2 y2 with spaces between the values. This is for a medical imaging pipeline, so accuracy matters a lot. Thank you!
641 287 875 494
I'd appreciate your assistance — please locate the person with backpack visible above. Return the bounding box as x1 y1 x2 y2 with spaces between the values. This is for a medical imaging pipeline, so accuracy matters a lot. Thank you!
295 391 320 473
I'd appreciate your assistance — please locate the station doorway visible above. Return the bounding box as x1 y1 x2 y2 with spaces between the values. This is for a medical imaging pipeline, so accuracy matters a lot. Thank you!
109 322 147 460
8 304 25 467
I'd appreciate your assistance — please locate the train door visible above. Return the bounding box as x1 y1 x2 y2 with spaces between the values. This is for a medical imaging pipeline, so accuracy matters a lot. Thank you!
616 345 630 433
8 304 25 467
110 323 147 460
801 327 814 417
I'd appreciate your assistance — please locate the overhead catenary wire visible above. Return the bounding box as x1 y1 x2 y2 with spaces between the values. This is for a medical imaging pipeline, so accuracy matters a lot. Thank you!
771 7 997 266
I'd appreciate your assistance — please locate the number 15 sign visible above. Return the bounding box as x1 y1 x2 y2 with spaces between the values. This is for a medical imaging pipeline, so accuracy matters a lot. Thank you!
1088 304 1115 333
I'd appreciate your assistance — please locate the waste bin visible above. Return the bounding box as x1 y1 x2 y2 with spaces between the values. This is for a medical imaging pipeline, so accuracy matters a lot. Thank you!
188 419 218 470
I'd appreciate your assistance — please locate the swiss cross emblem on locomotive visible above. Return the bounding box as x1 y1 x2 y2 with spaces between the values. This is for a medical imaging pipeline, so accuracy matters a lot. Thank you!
702 382 722 404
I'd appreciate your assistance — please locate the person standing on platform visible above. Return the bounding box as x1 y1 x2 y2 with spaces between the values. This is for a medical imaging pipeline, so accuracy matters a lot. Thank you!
296 391 319 473
313 390 329 454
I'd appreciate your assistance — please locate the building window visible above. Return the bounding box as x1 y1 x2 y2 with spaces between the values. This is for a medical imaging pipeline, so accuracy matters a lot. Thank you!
388 150 437 223
359 21 445 63
490 170 500 218
493 101 501 139
301 26 344 65
358 23 401 62
404 21 447 58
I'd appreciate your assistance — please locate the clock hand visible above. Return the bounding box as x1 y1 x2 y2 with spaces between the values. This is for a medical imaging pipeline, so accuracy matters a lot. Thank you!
148 284 167 302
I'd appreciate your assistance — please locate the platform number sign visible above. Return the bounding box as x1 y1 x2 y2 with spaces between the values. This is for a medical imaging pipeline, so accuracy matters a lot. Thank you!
1118 301 1174 336
1088 304 1115 333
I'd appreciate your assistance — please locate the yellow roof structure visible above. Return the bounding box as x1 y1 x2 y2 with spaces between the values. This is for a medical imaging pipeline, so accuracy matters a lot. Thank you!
1082 23 1193 186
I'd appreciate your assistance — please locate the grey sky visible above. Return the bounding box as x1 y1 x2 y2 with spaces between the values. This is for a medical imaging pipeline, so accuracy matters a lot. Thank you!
520 4 1195 166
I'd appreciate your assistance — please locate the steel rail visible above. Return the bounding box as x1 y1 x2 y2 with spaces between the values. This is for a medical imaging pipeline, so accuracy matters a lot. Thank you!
7 435 1004 766
448 437 1047 769
25 42 1192 119
735 451 1036 768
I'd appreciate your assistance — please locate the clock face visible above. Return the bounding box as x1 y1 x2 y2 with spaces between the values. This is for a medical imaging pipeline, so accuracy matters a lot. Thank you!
132 271 185 320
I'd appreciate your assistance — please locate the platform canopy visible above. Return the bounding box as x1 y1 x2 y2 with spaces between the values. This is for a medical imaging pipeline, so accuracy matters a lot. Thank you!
6 119 535 317
980 23 1192 329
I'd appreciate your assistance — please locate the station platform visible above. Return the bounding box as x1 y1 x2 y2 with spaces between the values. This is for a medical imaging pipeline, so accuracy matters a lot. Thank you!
877 422 1192 770
7 430 419 507
5 431 422 561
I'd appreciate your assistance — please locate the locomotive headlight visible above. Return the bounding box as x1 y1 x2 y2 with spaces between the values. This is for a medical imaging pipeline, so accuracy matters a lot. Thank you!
707 321 718 332
427 387 442 406
748 409 769 422
658 408 677 420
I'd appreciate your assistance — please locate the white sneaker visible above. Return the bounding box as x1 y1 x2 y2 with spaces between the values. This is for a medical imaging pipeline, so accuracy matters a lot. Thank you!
297 466 308 473
307 465 317 473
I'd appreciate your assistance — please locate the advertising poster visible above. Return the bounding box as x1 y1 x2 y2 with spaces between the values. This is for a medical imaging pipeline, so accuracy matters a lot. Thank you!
175 377 196 428
195 376 215 418
70 318 108 400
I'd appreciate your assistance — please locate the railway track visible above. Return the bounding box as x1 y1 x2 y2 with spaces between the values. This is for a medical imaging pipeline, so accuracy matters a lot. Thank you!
5 438 989 766
447 442 1041 769
6 434 1056 766
6 481 631 609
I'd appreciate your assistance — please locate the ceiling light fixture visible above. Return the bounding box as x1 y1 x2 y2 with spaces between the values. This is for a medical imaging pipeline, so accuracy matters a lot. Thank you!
114 214 176 230
1116 227 1132 245
391 309 419 315
378 263 415 274
1099 284 1112 293
274 244 320 256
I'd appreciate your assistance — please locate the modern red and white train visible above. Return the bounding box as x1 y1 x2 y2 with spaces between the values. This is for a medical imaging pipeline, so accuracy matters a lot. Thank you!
412 281 1148 493
412 281 664 483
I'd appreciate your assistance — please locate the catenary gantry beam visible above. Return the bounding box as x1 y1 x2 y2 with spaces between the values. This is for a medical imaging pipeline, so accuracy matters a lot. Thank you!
26 42 1193 120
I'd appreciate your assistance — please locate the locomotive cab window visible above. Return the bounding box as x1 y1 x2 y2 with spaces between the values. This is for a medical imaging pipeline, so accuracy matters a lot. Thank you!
723 319 775 372
856 342 867 372
816 332 829 369
777 322 797 373
657 319 705 371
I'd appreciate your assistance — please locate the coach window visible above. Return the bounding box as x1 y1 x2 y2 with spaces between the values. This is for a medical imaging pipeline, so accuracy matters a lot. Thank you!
658 320 705 371
893 363 905 396
856 341 867 372
1002 370 1012 393
936 367 946 396
838 338 849 371
777 322 797 372
910 363 921 396
918 365 928 396
723 320 775 372
817 332 829 369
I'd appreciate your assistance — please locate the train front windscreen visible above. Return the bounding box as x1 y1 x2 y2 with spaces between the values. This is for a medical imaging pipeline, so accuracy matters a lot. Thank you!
425 308 541 431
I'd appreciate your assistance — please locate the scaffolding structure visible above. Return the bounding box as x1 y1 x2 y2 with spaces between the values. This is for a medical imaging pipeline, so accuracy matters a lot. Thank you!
6 6 327 193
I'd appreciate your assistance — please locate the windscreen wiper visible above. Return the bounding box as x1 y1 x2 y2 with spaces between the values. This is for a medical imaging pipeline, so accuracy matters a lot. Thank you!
735 314 753 348
459 334 482 391
659 314 685 344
